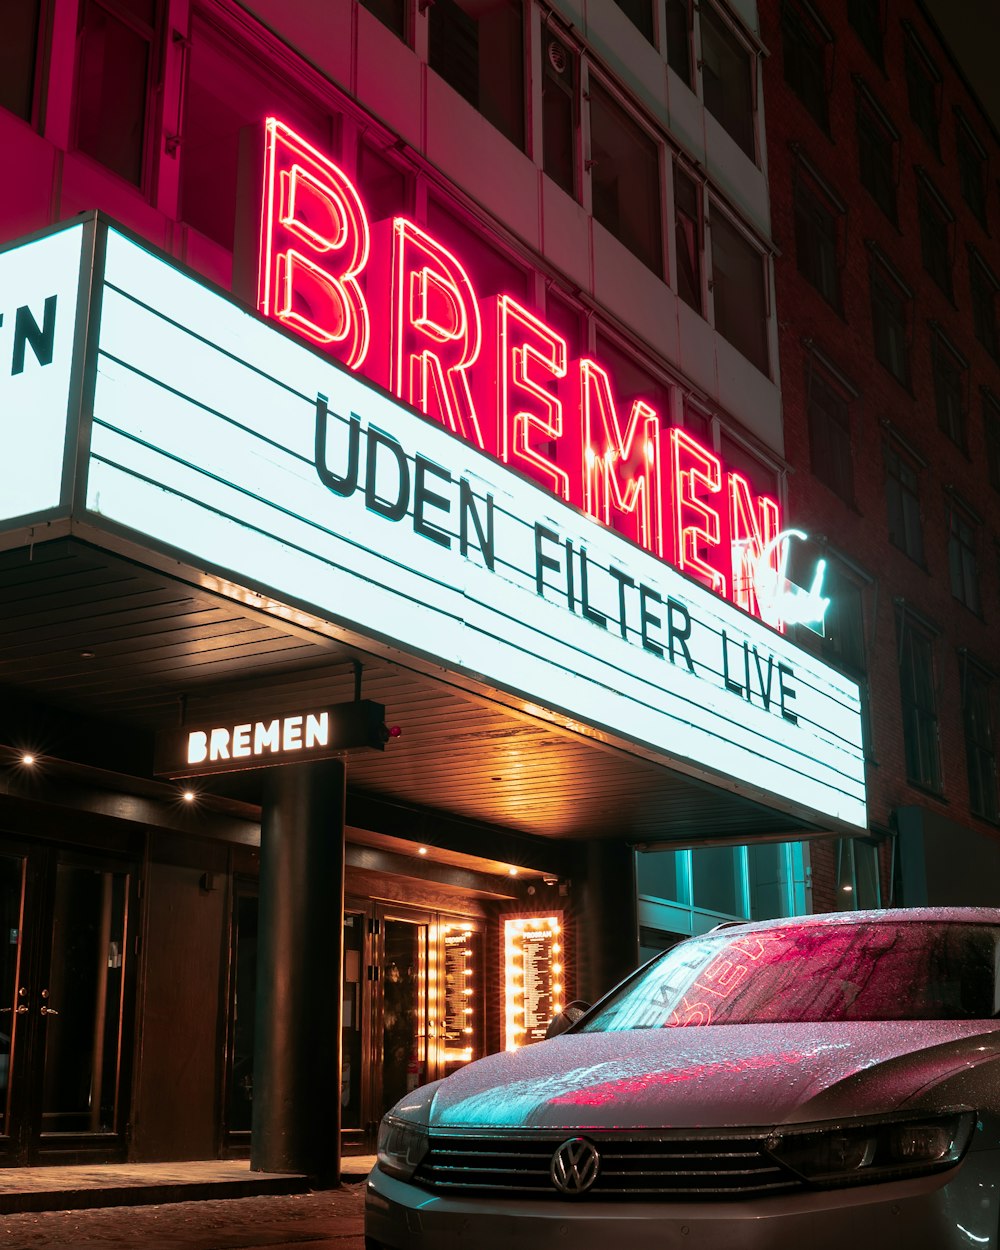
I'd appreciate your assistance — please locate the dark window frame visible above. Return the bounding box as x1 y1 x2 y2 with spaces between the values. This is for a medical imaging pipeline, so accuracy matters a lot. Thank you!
673 160 703 313
903 25 941 157
541 28 578 199
869 252 912 387
587 77 664 276
666 0 693 86
897 611 942 794
917 173 954 299
0 0 46 125
969 246 1000 360
962 657 1000 823
984 387 1000 494
931 327 968 450
700 2 757 162
947 499 981 615
956 109 988 227
781 0 831 132
427 0 526 151
710 205 770 374
794 166 844 311
806 356 855 504
855 84 898 224
847 0 884 67
884 438 924 566
74 0 161 190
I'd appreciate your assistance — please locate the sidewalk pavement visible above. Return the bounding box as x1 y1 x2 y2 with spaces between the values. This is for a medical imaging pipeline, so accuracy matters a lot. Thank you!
0 1156 376 1213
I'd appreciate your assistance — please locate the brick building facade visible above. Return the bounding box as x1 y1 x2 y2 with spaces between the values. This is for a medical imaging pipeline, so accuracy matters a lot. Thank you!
761 0 1000 910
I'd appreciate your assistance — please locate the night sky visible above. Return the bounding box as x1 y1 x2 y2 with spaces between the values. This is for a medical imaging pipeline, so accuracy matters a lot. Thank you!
923 0 1000 132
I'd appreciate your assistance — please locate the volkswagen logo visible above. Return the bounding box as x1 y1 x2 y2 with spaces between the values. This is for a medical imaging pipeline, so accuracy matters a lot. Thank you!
550 1137 600 1195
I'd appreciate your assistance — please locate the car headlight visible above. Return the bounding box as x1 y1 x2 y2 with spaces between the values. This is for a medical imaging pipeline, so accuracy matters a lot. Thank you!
376 1114 430 1180
766 1109 976 1188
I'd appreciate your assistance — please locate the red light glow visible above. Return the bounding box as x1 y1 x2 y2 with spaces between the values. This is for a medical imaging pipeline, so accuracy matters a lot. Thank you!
256 118 790 626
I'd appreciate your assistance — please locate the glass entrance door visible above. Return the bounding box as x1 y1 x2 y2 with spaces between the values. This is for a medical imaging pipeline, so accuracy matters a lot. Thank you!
379 914 429 1117
0 840 134 1164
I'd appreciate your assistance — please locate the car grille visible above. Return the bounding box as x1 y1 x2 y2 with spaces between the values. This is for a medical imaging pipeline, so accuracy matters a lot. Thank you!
413 1132 804 1200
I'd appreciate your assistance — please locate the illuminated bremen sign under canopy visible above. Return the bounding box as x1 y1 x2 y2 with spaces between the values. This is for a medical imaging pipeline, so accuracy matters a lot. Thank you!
0 220 867 832
154 700 387 779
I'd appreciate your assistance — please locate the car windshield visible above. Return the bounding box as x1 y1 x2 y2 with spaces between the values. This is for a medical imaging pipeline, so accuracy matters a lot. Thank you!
577 922 1000 1029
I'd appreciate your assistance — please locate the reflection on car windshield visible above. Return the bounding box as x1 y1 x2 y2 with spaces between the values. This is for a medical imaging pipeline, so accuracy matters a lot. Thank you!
578 923 1000 1029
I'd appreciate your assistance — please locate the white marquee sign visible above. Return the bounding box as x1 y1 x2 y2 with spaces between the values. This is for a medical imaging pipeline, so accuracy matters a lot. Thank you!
0 222 867 832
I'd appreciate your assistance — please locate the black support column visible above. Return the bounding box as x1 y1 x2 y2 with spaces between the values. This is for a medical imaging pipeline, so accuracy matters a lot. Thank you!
572 839 639 1005
251 759 346 1185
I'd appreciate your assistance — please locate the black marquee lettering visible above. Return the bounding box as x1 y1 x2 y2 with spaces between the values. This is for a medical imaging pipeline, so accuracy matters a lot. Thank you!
666 598 695 673
534 523 561 597
578 548 608 630
12 295 56 376
365 427 410 522
778 663 798 724
639 584 663 658
413 455 452 549
315 396 360 497
608 566 634 641
459 479 495 570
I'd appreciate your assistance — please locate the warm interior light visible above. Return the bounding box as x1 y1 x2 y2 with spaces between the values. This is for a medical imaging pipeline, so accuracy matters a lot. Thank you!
20 753 35 766
418 846 428 855
508 867 519 876
182 790 196 803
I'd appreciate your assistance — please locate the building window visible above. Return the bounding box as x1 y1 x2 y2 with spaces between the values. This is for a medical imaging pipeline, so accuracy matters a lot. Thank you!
781 2 830 131
794 174 842 310
821 563 866 674
963 661 999 823
666 0 692 86
75 0 158 186
956 112 987 227
673 162 702 313
710 210 768 373
700 3 755 160
806 365 854 503
869 256 910 386
428 0 524 149
180 16 332 251
897 614 941 793
636 843 810 956
847 0 883 66
360 0 407 40
931 331 967 449
970 248 1000 359
856 90 898 224
917 177 953 299
541 32 576 198
984 389 1000 493
885 443 924 564
1 0 42 122
589 81 662 275
613 0 654 43
835 838 881 909
904 29 940 156
948 503 981 614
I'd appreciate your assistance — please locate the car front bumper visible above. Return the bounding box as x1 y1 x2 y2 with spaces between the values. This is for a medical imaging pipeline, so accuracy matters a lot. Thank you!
365 1153 999 1250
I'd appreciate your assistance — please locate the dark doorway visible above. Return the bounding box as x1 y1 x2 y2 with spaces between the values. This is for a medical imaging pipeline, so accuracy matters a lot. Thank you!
0 838 136 1164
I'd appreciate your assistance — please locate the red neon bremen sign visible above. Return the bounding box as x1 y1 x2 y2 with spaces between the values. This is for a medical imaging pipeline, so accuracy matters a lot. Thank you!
257 117 782 623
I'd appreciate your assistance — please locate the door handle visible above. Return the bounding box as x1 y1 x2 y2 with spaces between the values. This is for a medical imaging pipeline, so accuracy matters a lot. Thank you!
15 1005 28 1015
40 1006 59 1016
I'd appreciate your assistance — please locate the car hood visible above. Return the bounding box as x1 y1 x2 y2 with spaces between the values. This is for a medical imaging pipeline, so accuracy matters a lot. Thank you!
421 1021 998 1130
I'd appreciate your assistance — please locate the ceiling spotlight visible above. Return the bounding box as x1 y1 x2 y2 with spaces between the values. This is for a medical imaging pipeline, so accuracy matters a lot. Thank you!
20 753 35 766
842 883 853 892
418 846 428 856
182 790 196 803
508 867 519 877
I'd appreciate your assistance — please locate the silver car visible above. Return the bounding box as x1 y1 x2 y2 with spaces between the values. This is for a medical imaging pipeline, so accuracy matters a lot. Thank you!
365 907 1000 1249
